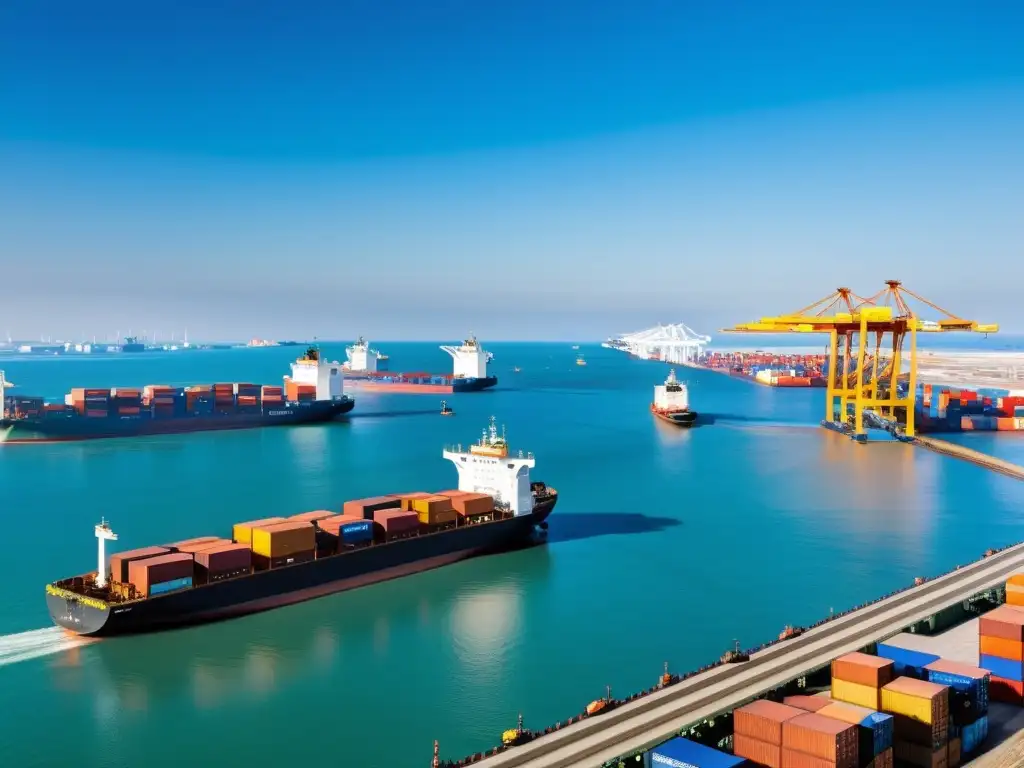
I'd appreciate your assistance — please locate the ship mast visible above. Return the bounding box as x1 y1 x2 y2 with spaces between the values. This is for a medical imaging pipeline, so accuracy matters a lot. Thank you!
94 519 118 589
0 370 12 405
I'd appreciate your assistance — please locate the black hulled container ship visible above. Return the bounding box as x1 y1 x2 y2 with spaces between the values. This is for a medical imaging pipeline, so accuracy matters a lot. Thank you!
46 417 557 636
1 347 354 444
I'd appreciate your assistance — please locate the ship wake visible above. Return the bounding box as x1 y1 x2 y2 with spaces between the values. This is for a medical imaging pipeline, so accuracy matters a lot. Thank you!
0 626 96 667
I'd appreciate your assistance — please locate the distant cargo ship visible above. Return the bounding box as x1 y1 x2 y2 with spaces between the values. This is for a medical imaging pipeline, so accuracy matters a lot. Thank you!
45 417 557 636
342 335 498 394
0 347 354 444
650 369 697 427
119 336 146 353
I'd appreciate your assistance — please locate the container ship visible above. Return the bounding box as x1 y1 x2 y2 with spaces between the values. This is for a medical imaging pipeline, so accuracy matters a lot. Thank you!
651 369 698 427
1 347 354 444
342 335 497 394
45 417 557 636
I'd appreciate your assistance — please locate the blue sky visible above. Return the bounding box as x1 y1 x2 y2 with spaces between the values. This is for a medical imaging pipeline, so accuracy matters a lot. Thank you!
2 1 1023 341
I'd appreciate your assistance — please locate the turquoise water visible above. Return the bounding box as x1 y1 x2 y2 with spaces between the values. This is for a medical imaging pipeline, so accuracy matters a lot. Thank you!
1 342 1023 768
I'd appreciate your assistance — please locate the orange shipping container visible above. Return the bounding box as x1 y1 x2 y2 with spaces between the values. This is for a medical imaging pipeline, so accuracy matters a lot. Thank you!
436 489 471 497
172 538 232 554
288 510 336 523
782 713 858 767
817 701 875 727
734 700 805 745
734 734 781 768
979 605 1024 641
1007 583 1024 607
783 696 832 713
982 634 1024 660
342 496 401 519
832 652 895 688
781 748 839 768
450 492 494 516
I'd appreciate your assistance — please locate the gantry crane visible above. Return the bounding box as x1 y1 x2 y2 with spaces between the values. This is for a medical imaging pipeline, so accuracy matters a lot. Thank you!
721 281 997 439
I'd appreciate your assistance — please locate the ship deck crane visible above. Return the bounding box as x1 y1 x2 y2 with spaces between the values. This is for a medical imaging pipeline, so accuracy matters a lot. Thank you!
721 281 997 439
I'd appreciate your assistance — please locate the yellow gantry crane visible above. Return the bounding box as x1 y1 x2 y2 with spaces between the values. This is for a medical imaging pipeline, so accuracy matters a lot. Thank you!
721 281 998 439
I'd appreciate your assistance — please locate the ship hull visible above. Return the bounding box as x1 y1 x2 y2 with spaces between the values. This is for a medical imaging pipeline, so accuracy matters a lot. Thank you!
47 497 555 637
1 398 354 444
344 375 497 394
652 407 698 428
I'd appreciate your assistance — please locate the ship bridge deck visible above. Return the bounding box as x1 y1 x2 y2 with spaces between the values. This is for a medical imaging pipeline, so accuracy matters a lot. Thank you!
471 540 1024 768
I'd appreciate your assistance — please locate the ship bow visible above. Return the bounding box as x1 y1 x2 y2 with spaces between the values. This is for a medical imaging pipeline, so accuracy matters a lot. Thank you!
46 585 112 636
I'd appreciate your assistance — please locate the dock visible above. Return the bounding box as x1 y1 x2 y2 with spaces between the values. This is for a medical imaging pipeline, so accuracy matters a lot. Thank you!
464 541 1024 768
915 435 1024 481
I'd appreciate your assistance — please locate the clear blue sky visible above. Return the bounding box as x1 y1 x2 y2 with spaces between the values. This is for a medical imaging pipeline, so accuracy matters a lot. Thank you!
2 1 1023 341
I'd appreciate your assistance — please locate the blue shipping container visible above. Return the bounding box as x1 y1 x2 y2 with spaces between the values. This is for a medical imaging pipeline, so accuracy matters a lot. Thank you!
961 715 989 754
150 576 193 596
875 644 940 679
649 737 748 768
860 712 894 755
979 654 1024 683
926 666 989 716
339 521 373 543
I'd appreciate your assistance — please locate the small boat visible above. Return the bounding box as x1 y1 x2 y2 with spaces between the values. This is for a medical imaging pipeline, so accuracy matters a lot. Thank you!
501 713 533 747
778 625 804 641
571 345 579 350
650 369 697 427
586 685 615 716
440 400 454 416
513 366 521 374
575 355 587 367
721 641 750 664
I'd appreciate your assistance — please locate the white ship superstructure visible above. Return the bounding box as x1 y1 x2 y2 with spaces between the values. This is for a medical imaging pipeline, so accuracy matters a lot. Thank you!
443 417 535 516
440 335 491 379
344 337 387 373
288 349 346 401
653 369 690 412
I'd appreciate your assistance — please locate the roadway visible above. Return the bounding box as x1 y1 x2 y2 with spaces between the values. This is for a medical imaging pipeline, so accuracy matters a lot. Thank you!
473 541 1024 768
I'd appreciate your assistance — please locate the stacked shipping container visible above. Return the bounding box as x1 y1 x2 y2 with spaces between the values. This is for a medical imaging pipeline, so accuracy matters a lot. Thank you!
831 652 894 710
878 678 949 768
733 700 805 767
915 383 1024 433
978 604 1024 706
700 352 828 388
816 702 894 768
924 659 990 759
648 737 750 767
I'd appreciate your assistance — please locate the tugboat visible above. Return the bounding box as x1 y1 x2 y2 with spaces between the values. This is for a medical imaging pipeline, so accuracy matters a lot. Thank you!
721 641 750 664
650 369 698 427
576 354 587 367
440 400 454 416
659 661 679 688
501 713 533 747
779 625 804 641
585 685 615 716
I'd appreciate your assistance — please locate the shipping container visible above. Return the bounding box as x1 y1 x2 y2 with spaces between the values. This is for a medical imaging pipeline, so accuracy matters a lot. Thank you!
875 645 941 679
254 549 315 569
833 653 895 688
1006 581 1024 607
832 678 881 710
978 605 1024 641
869 747 893 768
394 491 434 511
411 494 454 515
989 675 1024 705
108 546 171 583
784 696 833 713
449 492 495 516
733 734 781 768
979 634 1023 660
924 660 989 715
892 713 946 750
979 654 1023 683
372 508 420 535
194 542 252 578
288 510 336 523
170 538 232 554
648 737 749 768
780 749 837 768
946 738 960 768
893 741 947 768
734 700 805 745
250 521 316 559
959 716 988 755
232 517 287 546
150 576 194 595
782 713 858 767
128 552 194 597
342 495 402 519
880 679 948 725
436 489 471 497
817 703 893 758
417 507 458 526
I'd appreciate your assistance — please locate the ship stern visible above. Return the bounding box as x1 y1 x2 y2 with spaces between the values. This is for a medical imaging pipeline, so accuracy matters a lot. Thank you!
46 585 112 636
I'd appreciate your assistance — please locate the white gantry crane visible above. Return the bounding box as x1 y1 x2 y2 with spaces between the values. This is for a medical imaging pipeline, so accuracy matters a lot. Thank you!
610 323 711 365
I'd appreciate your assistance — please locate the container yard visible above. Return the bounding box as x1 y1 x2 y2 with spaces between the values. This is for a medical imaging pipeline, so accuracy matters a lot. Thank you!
699 352 829 387
915 383 1024 433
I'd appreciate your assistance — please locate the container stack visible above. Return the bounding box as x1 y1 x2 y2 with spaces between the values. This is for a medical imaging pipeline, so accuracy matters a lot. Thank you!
443 491 495 518
649 736 750 767
285 380 315 402
874 644 940 681
373 508 420 541
83 387 111 417
316 515 374 552
831 652 895 710
879 678 948 768
261 385 284 407
183 385 213 415
111 387 142 416
1007 575 1024 608
249 520 316 569
232 517 288 547
342 496 402 520
411 495 457 526
394 492 433 511
108 546 171 583
924 659 990 763
213 382 235 413
978 604 1024 706
732 700 804 766
782 712 859 768
784 695 832 713
193 542 251 583
816 701 894 768
127 552 194 597
146 385 178 418
235 382 261 413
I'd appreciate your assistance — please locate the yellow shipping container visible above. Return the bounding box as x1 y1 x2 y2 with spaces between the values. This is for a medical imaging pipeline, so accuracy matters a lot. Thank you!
417 508 458 526
880 679 947 724
232 517 287 546
251 522 316 559
411 495 454 515
395 492 432 511
831 678 880 710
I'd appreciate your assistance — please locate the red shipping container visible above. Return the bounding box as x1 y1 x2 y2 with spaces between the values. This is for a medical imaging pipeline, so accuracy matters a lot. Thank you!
372 508 419 534
195 543 252 573
783 696 832 713
832 652 895 688
979 605 1024 641
128 552 193 596
990 675 1024 705
734 700 805 745
734 734 781 768
782 713 858 767
109 546 170 583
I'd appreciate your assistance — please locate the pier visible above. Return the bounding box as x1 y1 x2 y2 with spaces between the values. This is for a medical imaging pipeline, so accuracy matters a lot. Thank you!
453 541 1024 768
915 435 1024 481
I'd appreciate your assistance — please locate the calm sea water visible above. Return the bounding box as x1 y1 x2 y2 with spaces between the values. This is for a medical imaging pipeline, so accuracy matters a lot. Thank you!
1 341 1023 768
